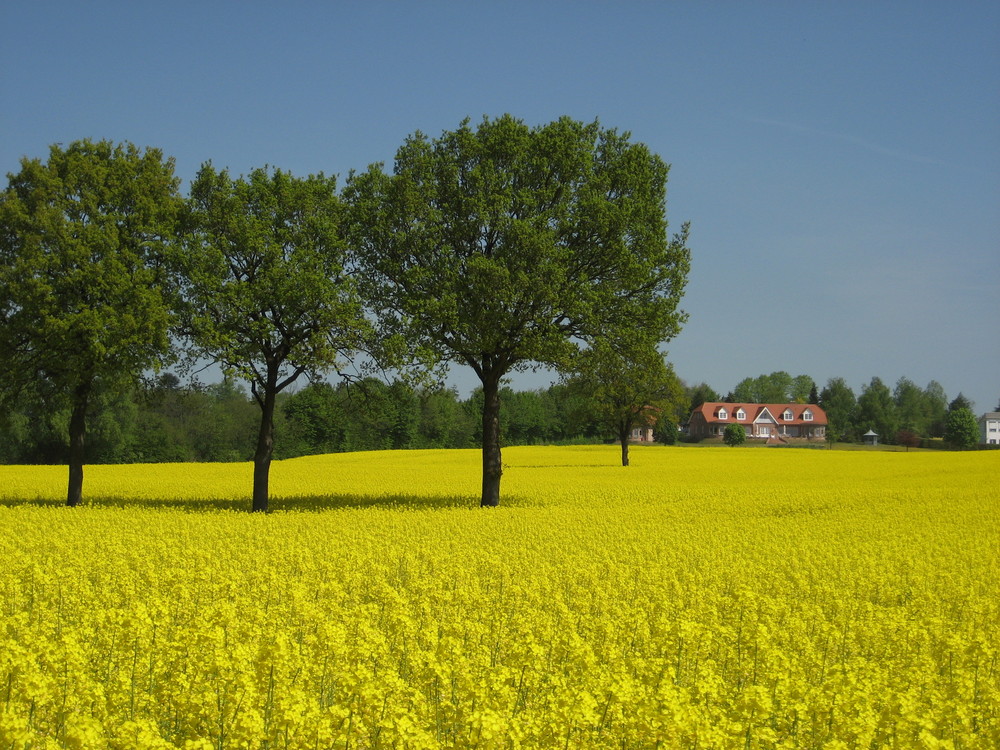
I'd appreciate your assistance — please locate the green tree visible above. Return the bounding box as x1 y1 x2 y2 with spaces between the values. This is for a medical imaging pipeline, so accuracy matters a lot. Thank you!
732 375 762 403
502 388 552 445
732 371 799 403
944 408 978 450
280 382 346 457
792 375 816 404
686 382 720 413
416 386 474 448
819 377 857 444
856 377 899 443
345 115 690 505
550 381 605 442
924 381 949 438
949 393 973 413
567 342 684 466
723 423 746 447
808 381 820 405
894 377 933 437
0 139 182 504
177 165 367 512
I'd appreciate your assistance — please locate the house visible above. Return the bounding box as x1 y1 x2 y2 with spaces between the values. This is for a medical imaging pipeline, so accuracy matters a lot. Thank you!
980 412 1000 445
628 406 660 442
687 402 827 442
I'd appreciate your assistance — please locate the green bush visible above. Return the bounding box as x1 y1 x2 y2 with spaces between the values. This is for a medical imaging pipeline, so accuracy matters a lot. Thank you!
723 423 746 447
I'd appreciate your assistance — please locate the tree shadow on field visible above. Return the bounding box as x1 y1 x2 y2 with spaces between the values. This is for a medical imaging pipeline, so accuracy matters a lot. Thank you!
0 493 484 513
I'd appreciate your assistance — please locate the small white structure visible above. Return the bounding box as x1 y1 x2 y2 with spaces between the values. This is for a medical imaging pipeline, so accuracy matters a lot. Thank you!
980 412 1000 445
863 429 879 446
629 425 655 442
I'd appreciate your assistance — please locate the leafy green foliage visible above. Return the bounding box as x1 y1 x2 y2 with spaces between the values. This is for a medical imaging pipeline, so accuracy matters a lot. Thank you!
944 408 979 450
820 377 858 444
0 139 182 503
564 341 684 465
856 377 899 444
345 114 690 504
723 423 746 447
178 165 365 390
732 372 815 404
177 164 368 510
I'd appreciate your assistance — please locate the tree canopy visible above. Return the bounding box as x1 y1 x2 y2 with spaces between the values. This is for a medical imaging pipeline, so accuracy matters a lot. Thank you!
723 423 747 447
0 139 182 505
566 341 684 466
345 114 690 505
176 164 367 511
944 407 979 450
732 372 815 404
856 377 899 442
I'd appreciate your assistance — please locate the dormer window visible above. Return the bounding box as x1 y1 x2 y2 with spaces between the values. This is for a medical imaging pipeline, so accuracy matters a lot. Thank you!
803 409 813 421
717 408 728 420
783 409 794 421
735 408 746 420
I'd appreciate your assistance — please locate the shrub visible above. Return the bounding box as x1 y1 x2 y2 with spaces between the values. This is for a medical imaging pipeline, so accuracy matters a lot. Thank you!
723 423 746 447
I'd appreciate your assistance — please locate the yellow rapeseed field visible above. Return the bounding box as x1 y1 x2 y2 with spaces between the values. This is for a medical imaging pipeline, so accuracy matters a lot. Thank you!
0 446 997 749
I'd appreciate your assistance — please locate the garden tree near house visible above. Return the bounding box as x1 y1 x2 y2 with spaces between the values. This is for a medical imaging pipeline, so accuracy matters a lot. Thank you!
723 422 746 447
808 381 820 406
792 375 816 404
894 377 934 437
944 407 979 450
732 371 812 404
732 374 769 403
948 393 973 413
177 164 367 512
345 114 690 506
0 139 182 505
565 341 684 466
819 375 858 445
856 376 899 444
686 382 720 413
924 380 949 438
654 375 695 443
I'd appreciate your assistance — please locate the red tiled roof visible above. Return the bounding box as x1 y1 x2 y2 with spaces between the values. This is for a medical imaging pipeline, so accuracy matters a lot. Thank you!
691 402 827 426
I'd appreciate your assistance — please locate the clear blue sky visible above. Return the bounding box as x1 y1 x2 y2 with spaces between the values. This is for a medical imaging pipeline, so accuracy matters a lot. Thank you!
3 1 998 412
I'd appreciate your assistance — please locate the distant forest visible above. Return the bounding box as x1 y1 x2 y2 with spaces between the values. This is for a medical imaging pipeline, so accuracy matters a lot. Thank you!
0 370 989 464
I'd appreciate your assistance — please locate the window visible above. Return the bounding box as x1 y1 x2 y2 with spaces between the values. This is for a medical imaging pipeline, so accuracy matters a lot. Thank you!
717 408 727 420
735 408 746 420
803 409 813 421
783 409 793 421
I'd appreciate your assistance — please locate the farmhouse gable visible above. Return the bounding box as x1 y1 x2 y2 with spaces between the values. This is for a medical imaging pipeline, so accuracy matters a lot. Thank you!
980 412 1000 445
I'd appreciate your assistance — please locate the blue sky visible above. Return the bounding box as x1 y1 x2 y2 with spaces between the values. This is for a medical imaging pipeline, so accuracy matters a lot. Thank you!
2 1 998 412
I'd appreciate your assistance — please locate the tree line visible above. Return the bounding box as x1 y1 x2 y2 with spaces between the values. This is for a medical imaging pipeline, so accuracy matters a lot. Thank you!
0 116 691 509
0 375 672 466
3 366 983 468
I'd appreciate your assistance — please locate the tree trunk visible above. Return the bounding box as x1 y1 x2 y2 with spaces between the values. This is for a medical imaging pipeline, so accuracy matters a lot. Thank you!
481 373 502 507
619 426 630 467
252 385 276 513
67 382 90 507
